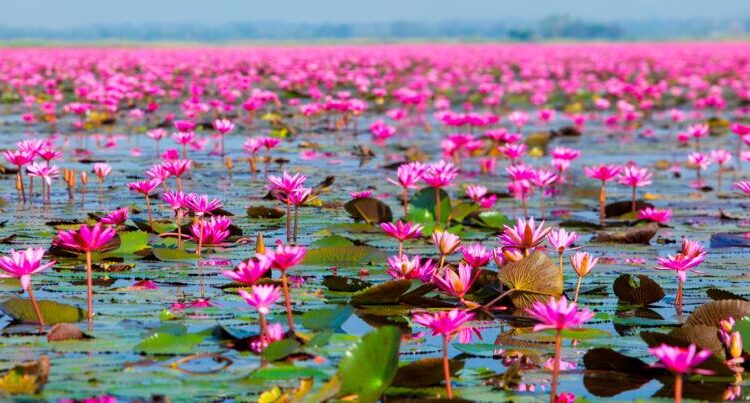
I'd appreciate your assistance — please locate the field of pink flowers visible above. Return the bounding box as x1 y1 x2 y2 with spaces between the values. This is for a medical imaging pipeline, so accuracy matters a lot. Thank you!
0 43 750 401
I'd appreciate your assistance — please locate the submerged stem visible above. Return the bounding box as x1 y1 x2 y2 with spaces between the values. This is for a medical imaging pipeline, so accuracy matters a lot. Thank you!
442 334 453 399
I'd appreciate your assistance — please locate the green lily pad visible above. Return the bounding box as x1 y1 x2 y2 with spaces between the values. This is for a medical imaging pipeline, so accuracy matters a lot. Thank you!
338 326 401 401
152 248 200 261
262 339 301 361
134 331 204 355
300 305 353 331
311 235 354 248
410 188 451 224
0 297 87 324
303 246 387 266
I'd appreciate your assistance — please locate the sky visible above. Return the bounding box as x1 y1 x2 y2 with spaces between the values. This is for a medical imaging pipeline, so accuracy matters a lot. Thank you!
1 0 749 28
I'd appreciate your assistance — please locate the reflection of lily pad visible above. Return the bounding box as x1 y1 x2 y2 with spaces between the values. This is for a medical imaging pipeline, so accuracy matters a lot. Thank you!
392 358 464 387
498 252 563 309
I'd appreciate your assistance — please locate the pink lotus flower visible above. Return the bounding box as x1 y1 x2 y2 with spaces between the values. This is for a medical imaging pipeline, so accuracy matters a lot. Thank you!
191 216 231 246
412 308 475 399
584 164 622 182
549 146 581 161
432 230 461 257
422 160 458 189
267 244 307 272
499 143 527 161
238 285 282 315
92 163 112 181
547 228 579 254
619 166 653 212
649 344 712 375
570 252 598 278
412 308 474 337
186 194 223 216
0 248 55 291
55 223 117 253
735 180 750 196
100 207 129 226
380 220 423 241
222 254 272 285
388 161 426 216
433 263 479 301
55 223 117 321
369 120 396 142
386 254 436 282
460 243 492 268
655 250 706 282
213 119 235 134
127 179 161 196
350 190 373 199
687 152 711 170
637 207 672 223
26 162 60 186
526 296 594 332
499 218 551 255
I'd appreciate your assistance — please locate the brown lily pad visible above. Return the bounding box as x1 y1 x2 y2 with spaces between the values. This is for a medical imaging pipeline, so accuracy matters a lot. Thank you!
498 251 563 309
640 325 723 357
604 201 654 218
685 299 750 327
246 205 285 219
596 222 658 244
613 274 665 305
344 197 392 224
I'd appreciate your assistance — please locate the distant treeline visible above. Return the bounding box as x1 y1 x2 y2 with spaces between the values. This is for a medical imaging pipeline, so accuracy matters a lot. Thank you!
0 15 747 42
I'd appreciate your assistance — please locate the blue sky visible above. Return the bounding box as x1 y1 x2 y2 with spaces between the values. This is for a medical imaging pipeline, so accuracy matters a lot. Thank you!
2 0 749 28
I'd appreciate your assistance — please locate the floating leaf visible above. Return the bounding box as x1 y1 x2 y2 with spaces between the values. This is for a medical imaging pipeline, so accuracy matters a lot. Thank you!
338 326 401 401
710 233 750 248
685 300 750 327
303 246 387 266
582 348 653 397
0 297 86 324
300 305 353 331
604 200 653 218
247 206 285 219
452 343 504 357
707 288 748 301
410 188 451 224
134 331 204 355
249 366 328 381
152 248 200 261
641 325 723 357
613 274 665 305
392 358 464 388
596 223 658 244
540 327 611 340
323 275 372 292
344 197 392 224
47 323 89 342
311 235 354 248
465 210 512 229
262 339 301 362
0 356 49 395
351 279 412 306
498 251 563 309
449 202 479 223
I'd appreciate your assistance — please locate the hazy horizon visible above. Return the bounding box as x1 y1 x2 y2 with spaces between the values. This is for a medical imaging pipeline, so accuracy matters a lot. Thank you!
2 0 749 29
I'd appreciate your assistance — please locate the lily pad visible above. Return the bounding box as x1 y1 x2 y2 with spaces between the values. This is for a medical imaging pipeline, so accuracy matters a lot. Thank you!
596 223 658 244
410 188 451 224
134 331 204 355
392 358 464 388
247 206 285 219
498 251 563 309
303 246 387 266
344 197 392 224
613 274 665 305
337 326 401 401
299 305 353 331
351 279 412 306
262 339 301 361
152 248 200 261
684 299 750 327
0 298 87 324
